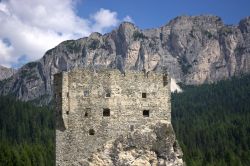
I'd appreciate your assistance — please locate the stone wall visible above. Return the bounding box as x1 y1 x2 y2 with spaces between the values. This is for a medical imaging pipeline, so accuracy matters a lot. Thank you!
54 69 172 165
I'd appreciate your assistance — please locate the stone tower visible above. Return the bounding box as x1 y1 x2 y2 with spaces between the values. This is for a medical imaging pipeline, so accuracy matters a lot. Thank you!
54 68 183 166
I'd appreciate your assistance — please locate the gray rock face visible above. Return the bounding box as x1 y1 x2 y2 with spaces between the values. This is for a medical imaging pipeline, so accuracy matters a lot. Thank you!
0 15 250 104
0 66 16 81
84 122 183 166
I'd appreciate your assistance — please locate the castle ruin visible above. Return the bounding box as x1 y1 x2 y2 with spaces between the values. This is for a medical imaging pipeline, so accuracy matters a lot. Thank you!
54 69 182 165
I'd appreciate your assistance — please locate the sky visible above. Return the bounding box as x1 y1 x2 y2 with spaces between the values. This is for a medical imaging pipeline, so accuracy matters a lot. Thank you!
0 0 250 68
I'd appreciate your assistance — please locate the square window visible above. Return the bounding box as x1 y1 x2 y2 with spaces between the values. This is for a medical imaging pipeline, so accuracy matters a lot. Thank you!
106 92 111 97
84 90 89 97
103 108 110 117
143 110 149 117
142 93 147 98
89 129 95 135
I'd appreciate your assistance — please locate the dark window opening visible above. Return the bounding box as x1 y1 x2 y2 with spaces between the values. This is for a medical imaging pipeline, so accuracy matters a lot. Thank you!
106 92 111 97
142 93 147 98
103 108 110 117
85 108 91 117
143 110 149 117
163 75 168 86
130 125 134 131
67 92 69 98
84 90 89 97
66 111 69 115
89 129 95 135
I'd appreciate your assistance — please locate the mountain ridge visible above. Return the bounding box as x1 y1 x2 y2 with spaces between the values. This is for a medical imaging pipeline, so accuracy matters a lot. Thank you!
0 15 249 104
0 66 16 81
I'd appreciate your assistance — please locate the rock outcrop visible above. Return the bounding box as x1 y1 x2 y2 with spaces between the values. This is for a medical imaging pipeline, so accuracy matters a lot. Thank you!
78 121 183 166
0 15 250 104
0 65 16 81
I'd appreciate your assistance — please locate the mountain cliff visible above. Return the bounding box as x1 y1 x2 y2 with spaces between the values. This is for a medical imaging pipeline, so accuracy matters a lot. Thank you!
0 66 16 81
0 15 249 104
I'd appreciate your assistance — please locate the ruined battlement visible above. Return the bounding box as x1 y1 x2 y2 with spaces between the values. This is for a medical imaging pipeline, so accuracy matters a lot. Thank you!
54 69 171 165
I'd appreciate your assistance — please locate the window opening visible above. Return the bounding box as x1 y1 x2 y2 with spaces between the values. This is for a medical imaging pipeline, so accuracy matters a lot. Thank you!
106 92 111 97
163 75 168 86
143 110 149 117
84 90 89 97
130 125 134 131
85 108 91 117
89 129 95 135
103 108 110 116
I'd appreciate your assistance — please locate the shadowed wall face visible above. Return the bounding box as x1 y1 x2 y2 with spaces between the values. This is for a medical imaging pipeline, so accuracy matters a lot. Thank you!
54 69 171 165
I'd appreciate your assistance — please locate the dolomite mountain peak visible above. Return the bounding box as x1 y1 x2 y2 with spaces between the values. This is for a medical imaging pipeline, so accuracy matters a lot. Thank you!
0 65 16 81
0 15 249 104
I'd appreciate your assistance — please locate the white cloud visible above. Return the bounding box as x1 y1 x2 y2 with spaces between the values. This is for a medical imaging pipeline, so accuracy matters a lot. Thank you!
0 3 9 15
0 39 14 68
91 8 119 32
0 0 133 68
123 15 134 23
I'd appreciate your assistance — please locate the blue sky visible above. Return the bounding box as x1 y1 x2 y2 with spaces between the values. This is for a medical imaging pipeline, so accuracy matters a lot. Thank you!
77 0 250 29
0 0 250 68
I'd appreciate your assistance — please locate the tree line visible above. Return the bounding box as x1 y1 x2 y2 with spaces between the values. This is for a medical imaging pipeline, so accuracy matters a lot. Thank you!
172 74 250 166
0 96 54 165
0 74 249 165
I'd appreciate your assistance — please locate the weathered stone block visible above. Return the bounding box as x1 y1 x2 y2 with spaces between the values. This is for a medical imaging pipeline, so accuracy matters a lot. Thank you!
54 68 183 165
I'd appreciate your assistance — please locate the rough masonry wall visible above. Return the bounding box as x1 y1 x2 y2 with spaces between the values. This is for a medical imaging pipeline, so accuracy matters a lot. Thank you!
55 69 172 165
